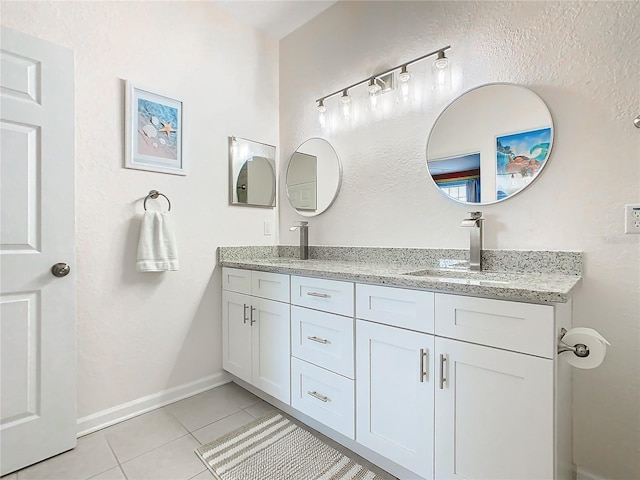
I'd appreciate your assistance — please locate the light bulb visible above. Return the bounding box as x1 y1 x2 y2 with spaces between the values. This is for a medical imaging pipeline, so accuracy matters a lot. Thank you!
398 66 412 103
369 92 378 111
340 90 351 119
317 99 326 113
432 51 451 91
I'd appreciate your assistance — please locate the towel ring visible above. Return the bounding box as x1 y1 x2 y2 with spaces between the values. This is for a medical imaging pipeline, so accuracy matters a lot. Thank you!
143 190 171 212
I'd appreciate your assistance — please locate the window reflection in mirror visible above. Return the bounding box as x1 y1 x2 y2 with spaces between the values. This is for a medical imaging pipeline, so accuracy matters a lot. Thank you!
229 136 276 208
286 138 341 217
426 83 553 205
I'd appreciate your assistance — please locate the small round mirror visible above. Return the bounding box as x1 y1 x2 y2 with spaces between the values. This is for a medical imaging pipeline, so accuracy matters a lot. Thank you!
426 83 553 204
286 138 342 216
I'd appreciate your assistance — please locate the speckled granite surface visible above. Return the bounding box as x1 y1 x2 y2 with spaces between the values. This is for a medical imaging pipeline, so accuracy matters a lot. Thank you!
217 246 582 303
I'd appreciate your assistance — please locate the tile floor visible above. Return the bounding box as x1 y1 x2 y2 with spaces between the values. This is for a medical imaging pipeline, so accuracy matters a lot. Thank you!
4 382 394 480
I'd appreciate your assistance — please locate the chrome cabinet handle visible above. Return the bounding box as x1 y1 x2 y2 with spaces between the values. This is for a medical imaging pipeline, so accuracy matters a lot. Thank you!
307 390 330 402
307 336 330 344
420 348 429 382
243 304 249 324
439 354 447 389
250 306 256 325
306 292 331 298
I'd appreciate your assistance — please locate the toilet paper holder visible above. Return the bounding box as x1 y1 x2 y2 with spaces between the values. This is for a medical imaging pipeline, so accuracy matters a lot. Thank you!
558 328 590 358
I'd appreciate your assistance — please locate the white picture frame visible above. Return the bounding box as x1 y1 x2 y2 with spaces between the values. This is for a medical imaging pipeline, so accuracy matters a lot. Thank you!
124 81 185 175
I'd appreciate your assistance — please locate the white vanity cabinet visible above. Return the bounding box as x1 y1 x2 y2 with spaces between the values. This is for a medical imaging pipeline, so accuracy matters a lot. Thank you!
221 268 291 403
220 266 571 480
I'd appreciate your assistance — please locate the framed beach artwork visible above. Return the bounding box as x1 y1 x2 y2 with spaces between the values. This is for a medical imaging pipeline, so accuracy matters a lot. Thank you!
125 82 185 175
496 127 551 199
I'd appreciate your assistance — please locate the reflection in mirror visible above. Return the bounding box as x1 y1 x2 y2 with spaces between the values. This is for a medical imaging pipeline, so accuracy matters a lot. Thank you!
287 152 317 210
286 138 341 217
229 136 276 208
426 83 553 205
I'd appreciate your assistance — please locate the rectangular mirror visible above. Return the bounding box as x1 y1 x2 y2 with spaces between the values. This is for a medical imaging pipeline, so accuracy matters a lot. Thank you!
229 136 276 208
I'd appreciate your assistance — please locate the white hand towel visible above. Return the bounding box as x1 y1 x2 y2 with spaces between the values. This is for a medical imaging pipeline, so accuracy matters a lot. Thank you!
136 211 179 272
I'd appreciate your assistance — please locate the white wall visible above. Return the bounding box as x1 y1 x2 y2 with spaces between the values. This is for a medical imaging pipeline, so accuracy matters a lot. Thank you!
0 1 278 419
279 2 639 479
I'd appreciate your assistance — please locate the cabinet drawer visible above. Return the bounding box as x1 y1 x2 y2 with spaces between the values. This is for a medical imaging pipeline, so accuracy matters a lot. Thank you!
356 284 434 334
291 357 354 439
291 306 354 379
291 276 354 316
221 267 252 295
435 293 555 358
252 271 290 303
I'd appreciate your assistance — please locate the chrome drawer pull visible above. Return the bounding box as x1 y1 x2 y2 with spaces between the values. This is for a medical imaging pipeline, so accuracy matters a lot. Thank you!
306 292 331 298
307 336 330 344
307 390 330 402
439 354 447 390
420 348 429 382
243 304 249 324
250 306 256 325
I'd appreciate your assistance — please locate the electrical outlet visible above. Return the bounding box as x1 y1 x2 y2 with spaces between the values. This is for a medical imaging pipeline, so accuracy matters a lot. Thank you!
263 220 272 236
625 204 640 234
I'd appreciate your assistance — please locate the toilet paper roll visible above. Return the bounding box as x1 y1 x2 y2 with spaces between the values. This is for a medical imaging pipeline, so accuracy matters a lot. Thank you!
561 327 610 369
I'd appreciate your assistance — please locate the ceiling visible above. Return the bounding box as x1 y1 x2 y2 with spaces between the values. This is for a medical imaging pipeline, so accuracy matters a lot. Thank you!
213 0 338 39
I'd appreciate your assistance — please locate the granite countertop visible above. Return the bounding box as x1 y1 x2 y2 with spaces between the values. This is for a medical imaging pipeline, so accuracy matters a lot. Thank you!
218 246 582 304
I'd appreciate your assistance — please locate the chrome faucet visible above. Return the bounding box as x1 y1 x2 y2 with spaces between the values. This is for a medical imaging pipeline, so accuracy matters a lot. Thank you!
460 212 484 271
289 221 309 260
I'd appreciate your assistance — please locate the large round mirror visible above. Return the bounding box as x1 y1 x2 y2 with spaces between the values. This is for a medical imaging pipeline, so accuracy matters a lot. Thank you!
426 83 553 204
286 138 342 216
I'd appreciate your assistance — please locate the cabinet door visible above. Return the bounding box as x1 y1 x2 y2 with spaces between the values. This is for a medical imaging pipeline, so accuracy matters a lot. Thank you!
435 337 554 480
356 320 434 480
251 297 291 404
221 291 252 383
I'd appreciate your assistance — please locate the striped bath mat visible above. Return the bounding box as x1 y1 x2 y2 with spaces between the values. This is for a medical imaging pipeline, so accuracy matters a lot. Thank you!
195 411 385 480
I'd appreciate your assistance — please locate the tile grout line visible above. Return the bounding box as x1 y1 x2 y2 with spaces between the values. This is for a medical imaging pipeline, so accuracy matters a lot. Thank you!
187 431 209 479
88 432 129 480
101 432 130 480
110 432 195 466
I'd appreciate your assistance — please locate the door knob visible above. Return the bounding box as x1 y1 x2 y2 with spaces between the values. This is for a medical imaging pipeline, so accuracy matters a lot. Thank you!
51 263 70 277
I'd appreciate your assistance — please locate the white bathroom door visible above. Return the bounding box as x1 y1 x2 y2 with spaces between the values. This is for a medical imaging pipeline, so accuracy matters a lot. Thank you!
0 27 76 475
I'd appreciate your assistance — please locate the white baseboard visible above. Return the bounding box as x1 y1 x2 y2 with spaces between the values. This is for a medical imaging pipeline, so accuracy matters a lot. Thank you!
576 465 609 480
76 372 232 437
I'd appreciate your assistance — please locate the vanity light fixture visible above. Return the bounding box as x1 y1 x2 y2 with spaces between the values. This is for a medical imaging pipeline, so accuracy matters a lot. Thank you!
315 45 451 123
